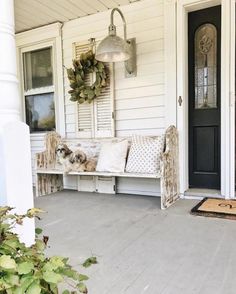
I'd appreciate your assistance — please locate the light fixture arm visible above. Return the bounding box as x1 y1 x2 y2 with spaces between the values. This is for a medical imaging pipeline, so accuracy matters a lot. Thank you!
109 8 127 41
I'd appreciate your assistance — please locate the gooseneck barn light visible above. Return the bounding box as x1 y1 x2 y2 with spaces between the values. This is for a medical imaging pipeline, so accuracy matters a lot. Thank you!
95 8 137 77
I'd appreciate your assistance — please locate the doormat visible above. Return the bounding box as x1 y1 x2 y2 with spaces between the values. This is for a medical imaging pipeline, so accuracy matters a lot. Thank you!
191 198 236 220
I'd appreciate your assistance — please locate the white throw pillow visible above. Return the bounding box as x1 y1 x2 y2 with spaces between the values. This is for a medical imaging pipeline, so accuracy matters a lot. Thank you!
96 140 128 173
125 135 165 174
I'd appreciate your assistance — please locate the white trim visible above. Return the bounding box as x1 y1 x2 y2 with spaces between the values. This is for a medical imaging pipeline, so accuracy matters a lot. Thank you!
24 86 55 96
164 0 177 127
16 23 62 47
221 0 231 198
176 1 189 194
16 23 65 136
55 25 65 136
230 0 235 198
20 41 53 53
175 0 232 197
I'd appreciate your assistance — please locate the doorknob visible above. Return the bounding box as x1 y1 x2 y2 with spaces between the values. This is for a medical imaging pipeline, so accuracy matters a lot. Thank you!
178 96 183 106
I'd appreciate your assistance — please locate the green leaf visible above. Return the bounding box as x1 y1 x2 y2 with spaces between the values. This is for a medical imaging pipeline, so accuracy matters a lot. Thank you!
26 281 41 294
0 255 16 270
67 68 75 79
0 278 11 290
70 82 77 89
62 291 70 294
34 239 45 251
17 276 35 294
78 274 89 282
94 88 101 96
58 267 78 280
98 62 105 72
77 282 88 294
26 208 44 218
51 256 65 267
42 271 63 284
87 90 95 99
78 98 85 104
35 228 43 235
4 238 20 250
4 274 19 286
17 262 34 275
82 257 98 268
43 256 64 272
101 79 106 87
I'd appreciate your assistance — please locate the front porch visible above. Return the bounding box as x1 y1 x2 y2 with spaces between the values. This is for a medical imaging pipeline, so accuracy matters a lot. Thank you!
36 191 236 294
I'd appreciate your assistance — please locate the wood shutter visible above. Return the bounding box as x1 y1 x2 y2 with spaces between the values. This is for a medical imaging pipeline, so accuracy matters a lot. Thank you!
74 42 94 138
94 63 115 138
73 42 115 138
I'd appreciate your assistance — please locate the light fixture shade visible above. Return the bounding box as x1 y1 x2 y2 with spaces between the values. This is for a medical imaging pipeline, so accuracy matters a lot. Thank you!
95 35 130 62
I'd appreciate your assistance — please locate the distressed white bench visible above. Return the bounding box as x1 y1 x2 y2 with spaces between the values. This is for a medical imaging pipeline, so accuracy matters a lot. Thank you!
35 125 179 209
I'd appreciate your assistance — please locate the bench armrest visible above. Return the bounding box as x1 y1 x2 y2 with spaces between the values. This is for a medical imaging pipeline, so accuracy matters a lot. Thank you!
160 125 180 209
35 131 61 169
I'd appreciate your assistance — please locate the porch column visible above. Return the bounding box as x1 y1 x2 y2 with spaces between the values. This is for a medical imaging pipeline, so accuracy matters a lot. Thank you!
0 0 35 245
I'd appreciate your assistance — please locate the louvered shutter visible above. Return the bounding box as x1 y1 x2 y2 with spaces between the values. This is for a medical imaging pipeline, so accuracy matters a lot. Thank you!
74 42 94 138
73 42 115 138
94 63 115 138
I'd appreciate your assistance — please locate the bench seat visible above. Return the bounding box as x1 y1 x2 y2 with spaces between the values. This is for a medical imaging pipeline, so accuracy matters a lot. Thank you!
35 125 180 209
36 169 161 179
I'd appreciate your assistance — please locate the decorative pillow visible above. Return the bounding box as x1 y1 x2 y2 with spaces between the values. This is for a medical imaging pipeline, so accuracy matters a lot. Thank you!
125 135 165 174
96 140 128 173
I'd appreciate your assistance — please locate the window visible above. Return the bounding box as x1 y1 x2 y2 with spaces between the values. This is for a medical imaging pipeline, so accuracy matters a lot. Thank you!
23 47 55 132
194 24 217 109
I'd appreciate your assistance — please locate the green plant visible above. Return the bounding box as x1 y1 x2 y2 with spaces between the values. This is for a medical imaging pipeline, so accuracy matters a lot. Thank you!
0 206 95 294
67 50 108 104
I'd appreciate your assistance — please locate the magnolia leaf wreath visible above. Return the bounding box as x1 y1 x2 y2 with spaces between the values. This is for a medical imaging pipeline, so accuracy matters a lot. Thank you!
67 50 108 104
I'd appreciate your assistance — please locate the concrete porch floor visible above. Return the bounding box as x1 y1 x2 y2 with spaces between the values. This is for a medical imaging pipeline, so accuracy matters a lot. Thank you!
35 191 236 294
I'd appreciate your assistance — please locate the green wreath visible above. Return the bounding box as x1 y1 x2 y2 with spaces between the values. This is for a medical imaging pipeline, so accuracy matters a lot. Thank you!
67 50 108 104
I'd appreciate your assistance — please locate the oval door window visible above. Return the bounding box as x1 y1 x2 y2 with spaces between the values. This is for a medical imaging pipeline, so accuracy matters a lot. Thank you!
194 24 217 109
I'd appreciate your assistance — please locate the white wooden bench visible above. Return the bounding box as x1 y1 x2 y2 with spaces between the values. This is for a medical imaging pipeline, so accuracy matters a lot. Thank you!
35 125 179 209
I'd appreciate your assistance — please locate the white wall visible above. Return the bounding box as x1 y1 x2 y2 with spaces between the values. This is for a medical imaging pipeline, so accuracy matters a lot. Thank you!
62 0 164 195
63 0 164 138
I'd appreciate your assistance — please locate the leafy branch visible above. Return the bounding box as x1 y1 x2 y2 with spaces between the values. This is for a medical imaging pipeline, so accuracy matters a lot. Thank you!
0 206 96 293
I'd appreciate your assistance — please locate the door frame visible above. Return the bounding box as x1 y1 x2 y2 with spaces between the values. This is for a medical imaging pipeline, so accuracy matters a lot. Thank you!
164 0 235 197
229 0 235 198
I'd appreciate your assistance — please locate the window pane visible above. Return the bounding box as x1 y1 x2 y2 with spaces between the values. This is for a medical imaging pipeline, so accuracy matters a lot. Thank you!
23 47 53 90
194 24 217 109
25 93 55 132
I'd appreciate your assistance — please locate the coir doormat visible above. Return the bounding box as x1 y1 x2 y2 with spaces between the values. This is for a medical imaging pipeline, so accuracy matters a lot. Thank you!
191 198 236 220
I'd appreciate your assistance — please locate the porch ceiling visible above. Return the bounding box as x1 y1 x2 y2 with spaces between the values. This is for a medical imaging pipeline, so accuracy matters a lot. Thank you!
14 0 141 33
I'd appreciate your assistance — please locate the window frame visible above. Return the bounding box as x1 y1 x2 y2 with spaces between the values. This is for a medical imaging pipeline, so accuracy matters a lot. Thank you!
16 23 65 137
20 42 56 133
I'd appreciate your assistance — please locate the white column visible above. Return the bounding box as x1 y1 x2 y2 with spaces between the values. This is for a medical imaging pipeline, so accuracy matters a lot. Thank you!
0 0 35 245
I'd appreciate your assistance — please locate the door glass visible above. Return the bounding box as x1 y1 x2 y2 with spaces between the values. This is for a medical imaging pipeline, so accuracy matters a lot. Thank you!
194 24 217 109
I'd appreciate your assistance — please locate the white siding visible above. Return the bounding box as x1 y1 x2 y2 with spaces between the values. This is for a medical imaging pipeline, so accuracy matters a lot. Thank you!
62 0 165 194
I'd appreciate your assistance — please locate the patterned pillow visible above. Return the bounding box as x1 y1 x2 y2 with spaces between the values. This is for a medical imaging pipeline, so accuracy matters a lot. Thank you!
125 135 165 174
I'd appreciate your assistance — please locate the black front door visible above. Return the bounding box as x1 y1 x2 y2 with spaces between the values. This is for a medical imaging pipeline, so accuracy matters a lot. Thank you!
188 6 221 189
